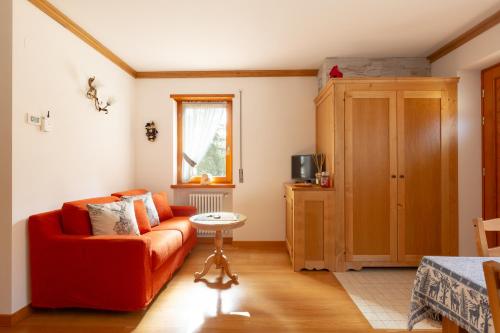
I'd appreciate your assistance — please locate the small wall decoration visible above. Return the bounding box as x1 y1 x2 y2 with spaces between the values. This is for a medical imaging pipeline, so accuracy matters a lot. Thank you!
86 76 112 114
145 121 158 142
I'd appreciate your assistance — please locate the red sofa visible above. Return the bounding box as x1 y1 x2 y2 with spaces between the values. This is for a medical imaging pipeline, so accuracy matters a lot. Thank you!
28 189 197 311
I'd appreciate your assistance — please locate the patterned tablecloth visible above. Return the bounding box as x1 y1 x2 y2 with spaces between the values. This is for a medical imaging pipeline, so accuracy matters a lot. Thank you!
408 256 500 333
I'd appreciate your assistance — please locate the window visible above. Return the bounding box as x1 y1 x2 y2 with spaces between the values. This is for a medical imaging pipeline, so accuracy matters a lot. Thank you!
172 94 233 184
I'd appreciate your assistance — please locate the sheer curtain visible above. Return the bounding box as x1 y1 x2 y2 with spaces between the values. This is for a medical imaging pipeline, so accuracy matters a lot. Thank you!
182 102 226 182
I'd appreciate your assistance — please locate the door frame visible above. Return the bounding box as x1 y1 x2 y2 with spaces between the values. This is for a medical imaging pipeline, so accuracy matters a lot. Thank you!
482 62 500 219
482 62 500 247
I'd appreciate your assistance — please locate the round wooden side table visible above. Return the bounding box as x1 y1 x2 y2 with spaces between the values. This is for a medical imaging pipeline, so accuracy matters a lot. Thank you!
189 212 247 282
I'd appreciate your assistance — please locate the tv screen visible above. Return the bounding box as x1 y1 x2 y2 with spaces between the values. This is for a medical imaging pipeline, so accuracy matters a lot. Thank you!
291 155 316 182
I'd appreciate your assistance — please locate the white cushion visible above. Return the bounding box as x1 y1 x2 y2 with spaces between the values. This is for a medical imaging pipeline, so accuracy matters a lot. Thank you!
122 192 160 227
87 201 140 236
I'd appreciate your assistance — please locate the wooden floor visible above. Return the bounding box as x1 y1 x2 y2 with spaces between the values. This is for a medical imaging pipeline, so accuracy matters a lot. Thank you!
1 244 432 333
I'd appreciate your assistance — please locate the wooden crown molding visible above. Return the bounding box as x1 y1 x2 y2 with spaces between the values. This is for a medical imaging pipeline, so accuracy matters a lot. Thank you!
28 0 318 79
28 0 137 77
34 0 497 76
427 9 500 63
136 69 318 78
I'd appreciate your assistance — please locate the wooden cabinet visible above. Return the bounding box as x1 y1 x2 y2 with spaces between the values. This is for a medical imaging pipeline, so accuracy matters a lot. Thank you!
284 184 335 271
315 78 458 271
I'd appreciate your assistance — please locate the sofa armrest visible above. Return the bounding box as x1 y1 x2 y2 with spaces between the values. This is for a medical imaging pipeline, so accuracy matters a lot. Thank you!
30 235 153 310
171 205 197 217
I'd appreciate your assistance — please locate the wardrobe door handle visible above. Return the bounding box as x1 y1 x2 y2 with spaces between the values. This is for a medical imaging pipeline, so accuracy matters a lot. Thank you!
399 175 405 179
391 175 397 179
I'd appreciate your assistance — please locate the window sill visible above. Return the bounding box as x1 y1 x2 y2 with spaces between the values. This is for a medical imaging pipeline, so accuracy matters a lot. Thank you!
171 184 235 189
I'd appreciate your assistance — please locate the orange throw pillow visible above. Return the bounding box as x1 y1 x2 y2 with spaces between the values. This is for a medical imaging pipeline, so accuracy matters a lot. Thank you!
111 189 148 198
152 192 174 221
61 196 120 235
133 200 152 234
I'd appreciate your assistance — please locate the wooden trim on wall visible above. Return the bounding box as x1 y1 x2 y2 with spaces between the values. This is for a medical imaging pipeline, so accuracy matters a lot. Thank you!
427 9 500 63
30 0 498 75
28 0 137 77
0 305 32 327
171 94 235 101
231 241 287 249
137 70 318 78
198 237 233 244
28 1 318 79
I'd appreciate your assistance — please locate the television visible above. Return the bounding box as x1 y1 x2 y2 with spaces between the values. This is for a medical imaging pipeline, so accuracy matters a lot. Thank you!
291 154 318 182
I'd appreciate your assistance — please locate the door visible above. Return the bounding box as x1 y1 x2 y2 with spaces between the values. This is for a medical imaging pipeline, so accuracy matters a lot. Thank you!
397 91 445 262
345 91 398 263
483 63 500 226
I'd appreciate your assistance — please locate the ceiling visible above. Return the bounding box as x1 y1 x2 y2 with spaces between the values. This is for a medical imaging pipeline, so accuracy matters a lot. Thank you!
49 0 500 71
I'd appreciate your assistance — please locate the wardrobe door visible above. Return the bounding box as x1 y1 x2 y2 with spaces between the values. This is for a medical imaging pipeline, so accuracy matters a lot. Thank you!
397 91 446 262
345 91 398 263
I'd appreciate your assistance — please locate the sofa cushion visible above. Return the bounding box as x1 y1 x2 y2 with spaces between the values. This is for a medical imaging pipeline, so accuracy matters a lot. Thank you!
111 189 148 198
87 201 140 236
61 196 119 235
152 192 174 220
122 192 160 227
152 217 195 243
142 230 183 270
133 200 152 234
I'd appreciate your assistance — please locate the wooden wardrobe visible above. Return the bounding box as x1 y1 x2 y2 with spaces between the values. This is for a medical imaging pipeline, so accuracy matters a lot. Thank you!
315 78 458 271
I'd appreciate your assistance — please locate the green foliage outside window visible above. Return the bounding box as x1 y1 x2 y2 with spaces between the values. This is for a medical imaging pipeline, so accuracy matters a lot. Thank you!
197 125 226 177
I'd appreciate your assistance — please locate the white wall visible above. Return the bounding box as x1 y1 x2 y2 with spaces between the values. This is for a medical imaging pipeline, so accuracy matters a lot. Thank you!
432 24 500 256
134 77 317 241
0 0 13 315
9 1 136 313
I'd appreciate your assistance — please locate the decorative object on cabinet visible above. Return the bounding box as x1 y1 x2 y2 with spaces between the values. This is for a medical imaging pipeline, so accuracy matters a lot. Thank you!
86 76 111 114
313 153 325 185
315 77 458 271
320 172 330 188
145 121 158 142
329 65 343 78
284 184 335 271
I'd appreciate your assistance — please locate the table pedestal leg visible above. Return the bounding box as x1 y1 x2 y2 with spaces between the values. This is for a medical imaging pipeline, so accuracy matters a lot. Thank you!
194 230 238 282
194 253 215 280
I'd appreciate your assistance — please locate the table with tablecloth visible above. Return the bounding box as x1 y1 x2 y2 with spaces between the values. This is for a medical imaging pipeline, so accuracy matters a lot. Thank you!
409 256 500 333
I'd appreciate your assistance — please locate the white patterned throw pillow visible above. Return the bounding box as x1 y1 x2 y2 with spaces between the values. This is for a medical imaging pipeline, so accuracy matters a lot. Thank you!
87 201 140 236
121 192 160 227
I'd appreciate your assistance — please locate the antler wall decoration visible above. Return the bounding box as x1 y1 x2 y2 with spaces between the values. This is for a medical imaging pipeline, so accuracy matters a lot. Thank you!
86 76 111 114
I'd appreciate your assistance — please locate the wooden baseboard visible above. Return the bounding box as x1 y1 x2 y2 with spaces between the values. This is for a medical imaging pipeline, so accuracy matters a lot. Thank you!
232 241 286 249
196 239 286 249
0 304 32 327
197 237 233 244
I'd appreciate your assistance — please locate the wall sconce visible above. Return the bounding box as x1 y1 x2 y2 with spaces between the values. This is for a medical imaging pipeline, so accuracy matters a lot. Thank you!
145 121 158 142
86 76 111 114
